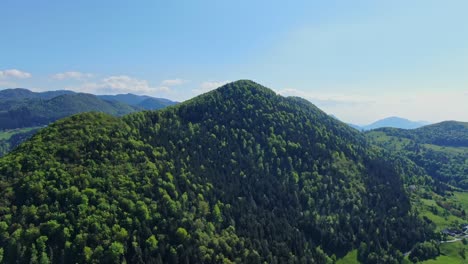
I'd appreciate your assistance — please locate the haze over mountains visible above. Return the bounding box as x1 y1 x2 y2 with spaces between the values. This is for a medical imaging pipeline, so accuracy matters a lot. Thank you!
351 116 430 131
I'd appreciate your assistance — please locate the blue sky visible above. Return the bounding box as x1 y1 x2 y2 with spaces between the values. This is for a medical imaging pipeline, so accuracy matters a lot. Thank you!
1 0 467 124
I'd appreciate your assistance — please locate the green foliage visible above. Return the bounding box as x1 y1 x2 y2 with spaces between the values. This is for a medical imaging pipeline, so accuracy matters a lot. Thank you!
109 241 125 262
409 240 440 262
145 235 159 251
0 80 434 263
176 227 189 243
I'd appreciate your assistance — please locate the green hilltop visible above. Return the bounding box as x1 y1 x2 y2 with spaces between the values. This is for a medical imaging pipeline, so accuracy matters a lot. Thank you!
0 80 434 263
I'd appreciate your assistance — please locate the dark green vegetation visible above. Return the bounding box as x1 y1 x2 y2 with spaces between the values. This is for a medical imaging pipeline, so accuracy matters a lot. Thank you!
0 88 177 156
0 81 434 263
0 93 137 129
98 94 176 110
0 88 177 130
366 122 468 189
408 240 440 263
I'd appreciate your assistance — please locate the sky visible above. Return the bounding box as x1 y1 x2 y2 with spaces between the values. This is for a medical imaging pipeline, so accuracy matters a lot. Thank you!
1 0 467 124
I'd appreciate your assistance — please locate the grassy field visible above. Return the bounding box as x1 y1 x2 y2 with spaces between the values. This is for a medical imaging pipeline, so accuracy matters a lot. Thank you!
454 192 468 207
421 241 468 263
417 197 465 231
0 127 41 140
337 250 358 264
423 143 468 155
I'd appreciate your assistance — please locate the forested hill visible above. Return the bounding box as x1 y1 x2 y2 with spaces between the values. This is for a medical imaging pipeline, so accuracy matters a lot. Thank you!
366 121 468 189
0 93 137 129
0 89 177 157
372 121 468 147
97 94 176 110
0 89 178 130
0 88 74 100
0 80 433 263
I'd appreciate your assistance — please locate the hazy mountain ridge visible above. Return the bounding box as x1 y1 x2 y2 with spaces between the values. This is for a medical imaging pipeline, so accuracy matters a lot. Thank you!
352 116 430 131
0 80 433 263
97 94 177 109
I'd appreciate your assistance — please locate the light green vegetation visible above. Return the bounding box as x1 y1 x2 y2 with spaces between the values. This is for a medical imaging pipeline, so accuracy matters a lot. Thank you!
0 127 40 140
454 192 468 207
417 198 464 231
366 123 468 189
421 241 468 264
412 192 468 231
337 250 358 264
422 144 468 155
0 126 42 156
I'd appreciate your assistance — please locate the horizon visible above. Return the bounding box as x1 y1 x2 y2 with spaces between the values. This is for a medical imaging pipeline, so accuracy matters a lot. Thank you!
3 84 459 127
1 1 468 124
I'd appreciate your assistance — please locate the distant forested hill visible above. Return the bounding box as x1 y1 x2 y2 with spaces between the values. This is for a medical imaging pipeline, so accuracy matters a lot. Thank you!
351 116 430 131
0 93 137 129
367 121 468 189
0 80 433 263
0 88 177 156
97 93 177 110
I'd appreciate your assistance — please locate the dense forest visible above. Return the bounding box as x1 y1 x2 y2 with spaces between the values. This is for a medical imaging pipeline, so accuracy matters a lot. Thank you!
0 80 434 263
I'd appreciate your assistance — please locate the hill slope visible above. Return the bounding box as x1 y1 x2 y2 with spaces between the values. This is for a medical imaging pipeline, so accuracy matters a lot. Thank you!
366 121 468 189
0 80 432 263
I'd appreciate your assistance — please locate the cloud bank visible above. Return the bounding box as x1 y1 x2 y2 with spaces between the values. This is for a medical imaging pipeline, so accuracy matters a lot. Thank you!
0 69 32 79
52 71 93 80
65 75 189 96
193 80 230 94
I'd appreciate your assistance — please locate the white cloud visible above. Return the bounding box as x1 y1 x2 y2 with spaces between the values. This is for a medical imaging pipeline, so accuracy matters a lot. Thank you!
68 75 170 95
276 88 375 105
193 80 230 94
52 71 93 80
0 69 32 79
160 78 186 86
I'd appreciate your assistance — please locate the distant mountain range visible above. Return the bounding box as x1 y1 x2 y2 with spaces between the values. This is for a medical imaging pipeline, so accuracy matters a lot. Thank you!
0 88 177 130
350 116 430 131
0 88 177 156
